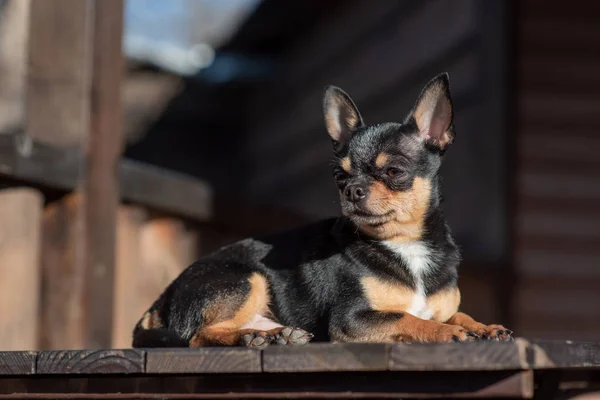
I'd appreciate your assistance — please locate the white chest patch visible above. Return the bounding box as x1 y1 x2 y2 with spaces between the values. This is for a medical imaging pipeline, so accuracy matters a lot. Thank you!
383 241 435 320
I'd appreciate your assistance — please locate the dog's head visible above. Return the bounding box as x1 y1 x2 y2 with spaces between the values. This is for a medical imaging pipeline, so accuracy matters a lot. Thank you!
323 73 455 242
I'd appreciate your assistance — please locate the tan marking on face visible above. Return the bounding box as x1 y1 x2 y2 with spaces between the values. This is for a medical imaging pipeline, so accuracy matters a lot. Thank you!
361 276 415 313
340 157 351 173
375 153 389 169
140 310 162 329
428 287 461 323
358 177 432 242
190 273 271 347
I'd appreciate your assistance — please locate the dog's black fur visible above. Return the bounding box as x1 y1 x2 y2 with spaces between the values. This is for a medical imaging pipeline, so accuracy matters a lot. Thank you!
132 73 512 348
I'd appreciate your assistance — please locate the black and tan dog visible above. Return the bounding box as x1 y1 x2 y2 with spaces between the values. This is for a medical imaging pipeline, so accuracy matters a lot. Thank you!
132 73 513 348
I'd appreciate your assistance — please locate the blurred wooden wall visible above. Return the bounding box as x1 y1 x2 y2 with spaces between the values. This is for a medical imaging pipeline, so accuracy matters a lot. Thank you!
513 1 600 341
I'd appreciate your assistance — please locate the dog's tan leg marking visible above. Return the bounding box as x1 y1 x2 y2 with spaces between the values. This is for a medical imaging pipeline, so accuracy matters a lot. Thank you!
189 273 273 347
446 312 513 341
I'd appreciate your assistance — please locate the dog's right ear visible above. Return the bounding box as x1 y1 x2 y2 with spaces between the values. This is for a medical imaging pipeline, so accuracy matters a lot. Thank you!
323 85 364 150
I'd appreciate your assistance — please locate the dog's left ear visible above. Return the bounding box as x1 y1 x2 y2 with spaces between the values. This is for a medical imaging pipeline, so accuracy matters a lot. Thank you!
323 85 364 150
406 73 455 150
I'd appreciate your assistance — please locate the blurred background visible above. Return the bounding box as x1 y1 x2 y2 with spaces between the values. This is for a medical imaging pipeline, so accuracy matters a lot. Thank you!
0 0 598 350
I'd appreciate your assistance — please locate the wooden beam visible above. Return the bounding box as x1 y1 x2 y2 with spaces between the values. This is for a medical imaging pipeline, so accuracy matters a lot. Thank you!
0 135 213 222
0 188 43 351
32 0 125 349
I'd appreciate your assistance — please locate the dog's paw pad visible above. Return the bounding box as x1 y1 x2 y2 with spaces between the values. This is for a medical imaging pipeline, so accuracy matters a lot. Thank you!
275 327 314 345
241 332 273 349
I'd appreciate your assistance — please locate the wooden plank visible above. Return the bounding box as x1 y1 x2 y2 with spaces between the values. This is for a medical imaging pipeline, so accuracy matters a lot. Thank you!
0 351 36 375
530 340 600 368
390 341 527 371
146 348 261 374
0 188 43 351
112 205 147 349
0 135 213 221
263 343 389 373
120 160 212 221
517 250 600 277
0 370 534 398
80 0 124 349
517 211 600 240
26 0 92 147
36 349 144 374
0 0 30 134
519 172 600 201
113 215 197 348
40 193 86 349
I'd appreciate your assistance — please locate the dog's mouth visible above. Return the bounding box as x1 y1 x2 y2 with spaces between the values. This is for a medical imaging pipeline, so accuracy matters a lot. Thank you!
346 209 395 226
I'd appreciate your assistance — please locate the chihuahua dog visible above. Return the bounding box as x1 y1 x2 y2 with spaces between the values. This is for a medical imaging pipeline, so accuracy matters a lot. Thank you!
132 73 513 348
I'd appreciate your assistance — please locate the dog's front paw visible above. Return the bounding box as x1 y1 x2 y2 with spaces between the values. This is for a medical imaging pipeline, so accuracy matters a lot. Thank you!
436 325 479 343
475 325 513 342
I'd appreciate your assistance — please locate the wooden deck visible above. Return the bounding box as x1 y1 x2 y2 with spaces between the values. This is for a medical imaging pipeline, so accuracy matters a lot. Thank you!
0 340 599 399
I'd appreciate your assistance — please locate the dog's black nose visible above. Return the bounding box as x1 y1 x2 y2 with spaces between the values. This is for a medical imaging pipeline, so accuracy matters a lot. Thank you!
344 184 367 203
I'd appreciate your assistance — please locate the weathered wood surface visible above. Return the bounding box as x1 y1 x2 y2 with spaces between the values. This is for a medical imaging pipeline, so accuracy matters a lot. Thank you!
0 341 597 398
263 343 389 372
0 188 43 351
146 348 261 374
0 352 36 375
390 341 527 371
36 349 143 374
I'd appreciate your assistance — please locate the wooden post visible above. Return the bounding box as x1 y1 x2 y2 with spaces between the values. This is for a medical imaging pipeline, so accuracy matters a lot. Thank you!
112 215 198 348
26 0 92 147
33 0 125 349
82 0 124 349
112 205 147 349
0 188 43 351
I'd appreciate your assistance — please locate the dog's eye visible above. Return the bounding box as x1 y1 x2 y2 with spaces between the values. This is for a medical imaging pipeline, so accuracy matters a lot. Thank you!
333 170 348 180
386 167 404 178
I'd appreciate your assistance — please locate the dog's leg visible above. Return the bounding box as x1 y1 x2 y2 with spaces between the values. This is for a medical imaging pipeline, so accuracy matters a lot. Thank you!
332 310 479 343
188 273 313 348
446 312 513 341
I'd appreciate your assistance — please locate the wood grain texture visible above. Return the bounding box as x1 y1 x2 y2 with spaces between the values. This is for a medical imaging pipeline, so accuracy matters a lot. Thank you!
390 340 528 371
146 348 261 374
0 188 43 351
530 340 600 368
263 343 389 372
0 351 36 375
36 349 144 374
